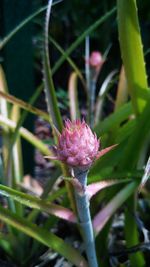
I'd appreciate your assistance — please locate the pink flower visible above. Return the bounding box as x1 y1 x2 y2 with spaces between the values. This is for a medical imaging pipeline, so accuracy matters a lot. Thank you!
89 51 104 69
46 119 117 169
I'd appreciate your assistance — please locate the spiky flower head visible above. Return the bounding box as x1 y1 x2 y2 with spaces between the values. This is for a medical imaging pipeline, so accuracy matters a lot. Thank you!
55 119 99 168
45 120 116 171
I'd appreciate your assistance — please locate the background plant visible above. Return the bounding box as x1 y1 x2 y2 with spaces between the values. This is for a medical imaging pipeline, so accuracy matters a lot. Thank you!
0 0 150 267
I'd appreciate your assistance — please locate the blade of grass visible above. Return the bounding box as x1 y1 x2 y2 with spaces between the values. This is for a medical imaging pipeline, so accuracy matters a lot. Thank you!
5 84 44 187
0 66 11 174
0 90 50 122
0 205 88 267
0 184 76 223
43 0 62 131
11 106 23 184
0 115 52 156
10 105 24 216
95 70 118 124
43 0 77 214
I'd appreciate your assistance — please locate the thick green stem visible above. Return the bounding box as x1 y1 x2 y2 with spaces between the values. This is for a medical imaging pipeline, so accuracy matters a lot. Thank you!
73 168 98 267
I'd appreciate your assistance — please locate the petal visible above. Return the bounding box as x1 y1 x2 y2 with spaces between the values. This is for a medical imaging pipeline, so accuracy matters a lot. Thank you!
96 144 118 159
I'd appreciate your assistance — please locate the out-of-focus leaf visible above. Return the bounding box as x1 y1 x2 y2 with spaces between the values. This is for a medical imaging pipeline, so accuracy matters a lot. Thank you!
95 70 118 124
0 90 50 122
68 72 80 120
0 115 52 156
96 144 118 160
87 179 130 199
94 102 133 136
115 119 135 143
0 184 76 223
115 66 128 110
138 156 150 191
93 181 137 235
0 205 87 267
89 141 126 178
0 65 10 178
119 103 150 169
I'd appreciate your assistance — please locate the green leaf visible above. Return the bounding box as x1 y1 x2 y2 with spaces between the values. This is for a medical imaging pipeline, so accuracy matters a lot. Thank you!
43 0 63 131
0 115 52 156
117 0 148 114
0 205 88 267
119 102 150 169
68 72 80 120
0 184 76 223
93 181 138 235
94 102 133 136
0 90 50 122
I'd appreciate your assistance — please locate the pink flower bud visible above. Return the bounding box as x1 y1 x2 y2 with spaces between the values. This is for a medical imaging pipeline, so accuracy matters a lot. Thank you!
89 51 104 69
45 120 117 170
56 119 100 168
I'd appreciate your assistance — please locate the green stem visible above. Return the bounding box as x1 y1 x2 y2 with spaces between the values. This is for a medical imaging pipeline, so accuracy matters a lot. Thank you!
89 79 96 128
73 168 98 267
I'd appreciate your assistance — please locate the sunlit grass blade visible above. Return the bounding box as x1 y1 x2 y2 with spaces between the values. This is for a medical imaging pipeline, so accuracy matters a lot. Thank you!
0 66 11 174
5 84 44 187
0 115 52 156
11 106 23 185
68 72 80 120
0 90 50 122
52 7 116 74
0 205 88 267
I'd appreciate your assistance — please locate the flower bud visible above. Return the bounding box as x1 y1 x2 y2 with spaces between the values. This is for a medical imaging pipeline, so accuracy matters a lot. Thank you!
56 119 99 168
89 51 103 68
